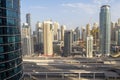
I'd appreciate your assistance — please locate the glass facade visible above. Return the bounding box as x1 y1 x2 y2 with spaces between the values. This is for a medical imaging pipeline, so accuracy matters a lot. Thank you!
0 0 23 80
100 5 111 55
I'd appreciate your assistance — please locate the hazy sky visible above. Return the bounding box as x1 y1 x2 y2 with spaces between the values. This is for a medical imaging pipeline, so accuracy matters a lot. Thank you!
21 0 120 31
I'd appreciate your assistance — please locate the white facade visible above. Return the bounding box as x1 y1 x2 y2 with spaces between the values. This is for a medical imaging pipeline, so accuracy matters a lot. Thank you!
86 35 93 58
53 22 59 41
22 23 32 56
43 20 54 56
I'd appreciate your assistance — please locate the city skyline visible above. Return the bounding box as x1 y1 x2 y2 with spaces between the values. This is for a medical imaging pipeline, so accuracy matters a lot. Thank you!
21 0 120 31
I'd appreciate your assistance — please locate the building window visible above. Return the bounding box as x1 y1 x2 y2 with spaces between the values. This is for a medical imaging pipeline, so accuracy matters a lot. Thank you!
0 46 4 53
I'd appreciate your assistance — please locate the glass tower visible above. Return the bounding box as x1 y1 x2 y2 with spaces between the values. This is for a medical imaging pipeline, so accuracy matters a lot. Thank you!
26 13 31 26
100 5 111 56
0 0 23 80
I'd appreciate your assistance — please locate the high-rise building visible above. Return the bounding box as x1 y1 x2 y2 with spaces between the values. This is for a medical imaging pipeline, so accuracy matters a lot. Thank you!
58 29 61 41
74 27 80 41
26 13 31 26
100 5 111 56
81 27 86 41
115 28 120 46
53 22 59 41
22 23 32 56
91 23 99 45
35 22 43 53
118 18 120 26
26 13 34 54
36 21 43 30
61 25 66 41
63 30 73 57
111 22 116 44
43 20 54 56
118 29 120 46
86 35 93 58
32 31 38 53
0 0 23 80
86 24 91 36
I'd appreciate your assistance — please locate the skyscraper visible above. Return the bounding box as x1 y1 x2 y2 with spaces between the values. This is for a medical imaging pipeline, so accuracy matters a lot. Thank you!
115 28 120 46
81 27 86 41
53 22 59 41
22 23 32 56
86 35 93 58
91 23 99 45
118 29 120 46
118 18 120 26
26 13 31 26
0 0 23 80
63 30 73 57
86 24 91 36
75 27 80 41
43 20 54 56
58 29 61 41
100 5 111 56
36 22 43 53
61 25 66 41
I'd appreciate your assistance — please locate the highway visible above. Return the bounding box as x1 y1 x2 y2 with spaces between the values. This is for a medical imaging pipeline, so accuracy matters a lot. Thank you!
23 57 120 80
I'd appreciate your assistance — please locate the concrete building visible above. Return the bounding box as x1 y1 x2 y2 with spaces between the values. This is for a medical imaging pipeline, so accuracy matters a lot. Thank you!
81 27 86 42
53 22 59 41
91 23 99 45
115 28 120 46
100 5 111 56
26 13 31 26
86 24 91 36
63 30 73 57
43 20 54 56
86 35 93 58
118 29 120 46
118 18 120 26
111 22 116 43
32 31 38 53
61 25 66 41
58 29 61 41
75 27 80 41
35 22 43 53
22 23 32 56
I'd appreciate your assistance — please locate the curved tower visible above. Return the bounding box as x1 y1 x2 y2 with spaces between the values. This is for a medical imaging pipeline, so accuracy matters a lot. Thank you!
100 5 111 56
0 0 23 80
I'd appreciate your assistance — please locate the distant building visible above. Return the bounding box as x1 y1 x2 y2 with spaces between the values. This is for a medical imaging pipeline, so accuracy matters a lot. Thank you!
86 35 93 58
22 23 32 56
53 41 63 56
115 28 120 46
81 27 86 41
43 20 54 56
35 22 43 53
100 5 111 56
53 22 59 41
74 27 80 41
118 18 120 26
32 31 38 53
111 22 116 43
58 29 61 41
63 30 73 57
118 29 120 46
61 25 66 41
91 23 99 45
86 24 91 36
26 13 31 26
